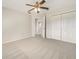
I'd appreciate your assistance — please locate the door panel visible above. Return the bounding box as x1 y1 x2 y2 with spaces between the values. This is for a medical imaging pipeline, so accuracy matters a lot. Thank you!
62 12 76 43
47 15 61 40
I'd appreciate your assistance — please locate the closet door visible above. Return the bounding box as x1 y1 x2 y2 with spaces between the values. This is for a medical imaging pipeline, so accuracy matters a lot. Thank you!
62 12 76 43
47 15 61 40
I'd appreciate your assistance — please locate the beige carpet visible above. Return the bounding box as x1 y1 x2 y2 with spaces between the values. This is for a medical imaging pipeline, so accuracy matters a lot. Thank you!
3 37 76 59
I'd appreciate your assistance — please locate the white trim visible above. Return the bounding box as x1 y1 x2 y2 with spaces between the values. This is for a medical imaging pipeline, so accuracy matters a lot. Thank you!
2 33 32 44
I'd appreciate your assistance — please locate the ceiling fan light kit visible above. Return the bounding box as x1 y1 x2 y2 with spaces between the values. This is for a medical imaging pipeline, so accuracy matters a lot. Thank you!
25 0 49 14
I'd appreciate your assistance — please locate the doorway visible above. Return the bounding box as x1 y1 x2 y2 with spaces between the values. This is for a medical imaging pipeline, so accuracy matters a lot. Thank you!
35 18 43 38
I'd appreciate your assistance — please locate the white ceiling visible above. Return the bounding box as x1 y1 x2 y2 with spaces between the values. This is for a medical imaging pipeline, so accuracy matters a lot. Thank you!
2 0 76 14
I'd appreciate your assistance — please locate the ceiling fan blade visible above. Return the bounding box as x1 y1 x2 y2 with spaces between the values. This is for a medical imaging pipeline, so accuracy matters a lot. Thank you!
28 8 35 12
40 7 49 10
26 4 33 6
28 8 35 14
39 0 46 4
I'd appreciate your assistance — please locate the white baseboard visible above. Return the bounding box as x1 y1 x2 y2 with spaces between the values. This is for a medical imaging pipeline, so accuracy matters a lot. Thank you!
46 37 76 44
2 33 32 44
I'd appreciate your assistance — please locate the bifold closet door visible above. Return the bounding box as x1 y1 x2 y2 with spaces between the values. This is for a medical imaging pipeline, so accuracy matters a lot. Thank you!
46 15 61 40
62 12 76 43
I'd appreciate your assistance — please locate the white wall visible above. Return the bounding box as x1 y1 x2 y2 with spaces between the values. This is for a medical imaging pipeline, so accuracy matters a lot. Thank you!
2 7 32 44
46 11 76 43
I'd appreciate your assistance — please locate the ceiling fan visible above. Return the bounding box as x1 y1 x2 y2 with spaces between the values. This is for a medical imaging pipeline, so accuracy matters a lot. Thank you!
25 0 49 14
